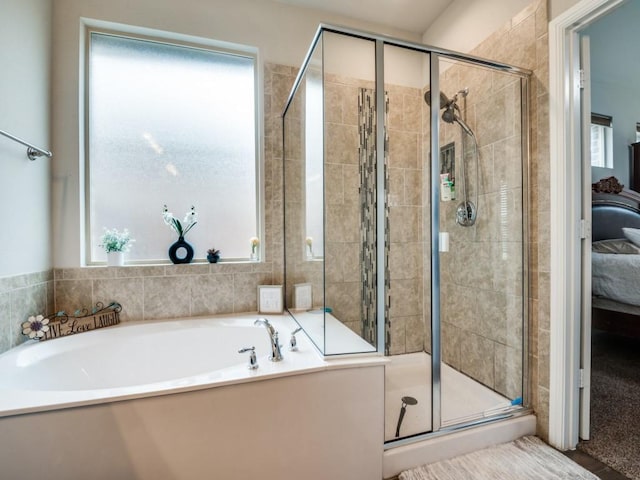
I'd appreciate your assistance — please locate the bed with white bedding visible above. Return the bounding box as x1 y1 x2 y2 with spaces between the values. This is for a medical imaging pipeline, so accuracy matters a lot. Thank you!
592 249 640 307
591 190 640 335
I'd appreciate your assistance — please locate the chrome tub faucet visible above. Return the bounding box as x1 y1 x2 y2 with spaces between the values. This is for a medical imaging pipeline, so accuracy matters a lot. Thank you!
254 318 283 362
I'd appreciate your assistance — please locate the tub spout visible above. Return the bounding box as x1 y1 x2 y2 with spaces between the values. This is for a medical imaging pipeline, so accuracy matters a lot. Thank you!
254 318 283 362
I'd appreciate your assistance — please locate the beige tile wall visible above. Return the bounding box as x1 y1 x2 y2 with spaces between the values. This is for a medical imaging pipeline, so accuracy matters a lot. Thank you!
297 72 427 349
436 65 524 400
0 271 54 354
324 73 372 335
53 262 274 322
387 84 426 355
466 0 549 439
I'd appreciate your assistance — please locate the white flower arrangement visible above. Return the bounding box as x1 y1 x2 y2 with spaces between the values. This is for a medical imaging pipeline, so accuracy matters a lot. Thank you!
21 315 50 339
305 236 313 257
99 228 135 253
163 205 198 238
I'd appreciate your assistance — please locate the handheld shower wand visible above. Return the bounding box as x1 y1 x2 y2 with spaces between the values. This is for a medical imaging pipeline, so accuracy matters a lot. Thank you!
395 396 418 438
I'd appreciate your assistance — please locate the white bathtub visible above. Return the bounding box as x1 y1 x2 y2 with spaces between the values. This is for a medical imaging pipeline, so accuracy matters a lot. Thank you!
0 313 385 480
0 314 336 415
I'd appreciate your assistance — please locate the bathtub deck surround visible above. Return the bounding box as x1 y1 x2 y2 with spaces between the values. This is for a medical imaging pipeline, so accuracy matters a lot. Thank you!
0 313 353 416
0 313 386 479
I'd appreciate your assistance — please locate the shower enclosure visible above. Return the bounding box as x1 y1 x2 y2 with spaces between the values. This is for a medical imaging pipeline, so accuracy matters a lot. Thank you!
282 25 531 446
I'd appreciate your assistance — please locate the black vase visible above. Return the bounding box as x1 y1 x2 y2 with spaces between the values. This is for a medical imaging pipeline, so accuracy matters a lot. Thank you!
168 236 194 264
207 254 220 263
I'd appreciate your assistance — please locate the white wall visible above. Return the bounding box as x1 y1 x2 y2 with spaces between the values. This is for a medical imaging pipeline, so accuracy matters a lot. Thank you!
50 0 421 267
549 0 583 20
0 0 52 277
583 0 640 186
421 0 532 53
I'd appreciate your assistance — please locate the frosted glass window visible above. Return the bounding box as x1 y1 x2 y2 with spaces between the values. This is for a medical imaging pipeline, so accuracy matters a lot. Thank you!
88 32 257 263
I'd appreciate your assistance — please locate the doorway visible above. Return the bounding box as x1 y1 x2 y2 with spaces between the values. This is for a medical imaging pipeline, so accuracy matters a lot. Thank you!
579 3 640 477
549 0 640 474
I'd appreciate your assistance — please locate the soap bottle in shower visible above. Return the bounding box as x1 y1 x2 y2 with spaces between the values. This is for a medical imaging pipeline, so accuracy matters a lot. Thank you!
440 174 451 201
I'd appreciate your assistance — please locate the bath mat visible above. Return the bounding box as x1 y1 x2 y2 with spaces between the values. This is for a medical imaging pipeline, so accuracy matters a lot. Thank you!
399 436 599 480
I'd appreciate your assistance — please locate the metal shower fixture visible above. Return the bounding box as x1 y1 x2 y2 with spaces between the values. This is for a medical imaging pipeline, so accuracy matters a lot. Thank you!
424 87 478 227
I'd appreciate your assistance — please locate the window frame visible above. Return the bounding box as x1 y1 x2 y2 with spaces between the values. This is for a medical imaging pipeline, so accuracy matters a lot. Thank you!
590 112 613 169
83 24 262 265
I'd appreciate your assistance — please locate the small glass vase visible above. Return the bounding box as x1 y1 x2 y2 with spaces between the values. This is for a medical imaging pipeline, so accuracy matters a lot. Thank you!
250 251 259 262
107 251 124 267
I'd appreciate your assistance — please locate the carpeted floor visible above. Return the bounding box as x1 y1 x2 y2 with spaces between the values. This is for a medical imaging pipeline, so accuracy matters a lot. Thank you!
399 436 599 479
578 330 640 480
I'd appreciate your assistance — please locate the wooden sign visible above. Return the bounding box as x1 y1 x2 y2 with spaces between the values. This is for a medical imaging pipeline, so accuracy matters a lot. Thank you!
42 302 121 341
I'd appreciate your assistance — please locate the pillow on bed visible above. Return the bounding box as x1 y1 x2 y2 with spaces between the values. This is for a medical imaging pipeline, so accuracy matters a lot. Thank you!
592 238 640 254
623 227 640 248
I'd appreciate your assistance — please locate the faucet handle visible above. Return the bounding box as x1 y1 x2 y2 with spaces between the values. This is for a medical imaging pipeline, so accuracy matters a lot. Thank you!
238 346 259 370
270 331 284 361
290 327 303 351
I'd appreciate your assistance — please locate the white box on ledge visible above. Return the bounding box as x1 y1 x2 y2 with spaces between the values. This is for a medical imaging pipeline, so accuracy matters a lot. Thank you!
257 285 283 314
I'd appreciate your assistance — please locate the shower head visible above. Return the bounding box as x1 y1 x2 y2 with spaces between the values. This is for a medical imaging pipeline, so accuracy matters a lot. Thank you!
401 396 418 406
442 104 475 137
442 104 457 123
425 88 475 137
424 90 451 109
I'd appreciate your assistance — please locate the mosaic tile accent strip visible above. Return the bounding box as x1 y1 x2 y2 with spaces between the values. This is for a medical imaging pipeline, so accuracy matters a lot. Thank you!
359 88 376 345
358 88 390 351
384 93 391 357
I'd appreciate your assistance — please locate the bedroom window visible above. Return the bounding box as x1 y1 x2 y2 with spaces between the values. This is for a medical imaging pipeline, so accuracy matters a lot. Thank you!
86 30 259 264
590 113 613 169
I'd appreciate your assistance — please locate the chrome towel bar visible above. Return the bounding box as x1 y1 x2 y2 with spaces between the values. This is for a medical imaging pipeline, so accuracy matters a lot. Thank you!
0 128 52 160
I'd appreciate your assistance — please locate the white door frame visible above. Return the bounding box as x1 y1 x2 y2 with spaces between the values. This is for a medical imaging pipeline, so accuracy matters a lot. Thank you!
548 0 625 450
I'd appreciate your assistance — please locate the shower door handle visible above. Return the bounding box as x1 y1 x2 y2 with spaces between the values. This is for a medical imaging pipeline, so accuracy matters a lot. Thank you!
439 232 450 252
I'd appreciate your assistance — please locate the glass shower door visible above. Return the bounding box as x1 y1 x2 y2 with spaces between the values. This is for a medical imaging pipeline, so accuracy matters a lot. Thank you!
436 56 527 428
383 43 433 441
